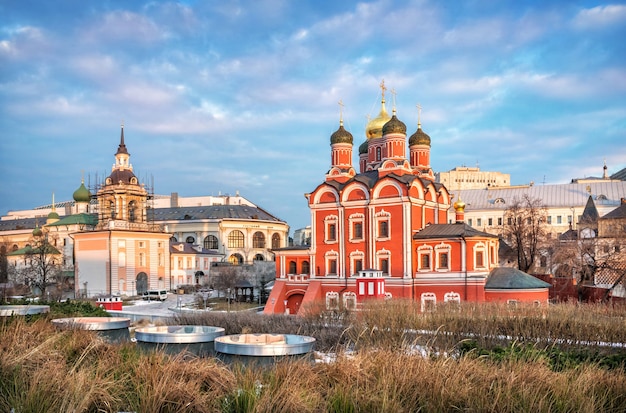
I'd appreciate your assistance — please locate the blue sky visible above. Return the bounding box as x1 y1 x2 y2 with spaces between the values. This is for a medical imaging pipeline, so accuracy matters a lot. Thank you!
1 0 625 232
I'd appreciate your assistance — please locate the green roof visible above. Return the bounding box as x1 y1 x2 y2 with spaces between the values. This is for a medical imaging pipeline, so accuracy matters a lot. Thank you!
7 244 61 256
485 267 551 290
46 213 98 227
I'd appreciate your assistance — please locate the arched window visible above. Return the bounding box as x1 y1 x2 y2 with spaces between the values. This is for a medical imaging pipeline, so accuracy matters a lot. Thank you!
302 261 310 274
109 200 116 219
228 230 245 248
229 253 244 265
128 200 137 222
376 146 381 161
288 261 297 274
186 236 195 244
204 235 219 250
253 232 265 248
254 253 264 261
271 233 280 249
170 236 177 242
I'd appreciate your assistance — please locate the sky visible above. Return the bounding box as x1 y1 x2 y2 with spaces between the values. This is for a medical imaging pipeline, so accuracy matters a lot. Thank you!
1 0 625 232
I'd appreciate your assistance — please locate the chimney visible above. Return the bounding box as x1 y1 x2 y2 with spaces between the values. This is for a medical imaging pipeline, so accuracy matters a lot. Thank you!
171 192 179 208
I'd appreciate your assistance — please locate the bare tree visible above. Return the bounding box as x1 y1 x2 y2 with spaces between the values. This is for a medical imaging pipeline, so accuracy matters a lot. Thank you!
212 265 244 300
21 232 62 298
503 194 548 272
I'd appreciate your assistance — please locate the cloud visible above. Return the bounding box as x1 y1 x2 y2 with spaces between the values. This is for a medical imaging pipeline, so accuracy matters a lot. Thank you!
572 4 626 30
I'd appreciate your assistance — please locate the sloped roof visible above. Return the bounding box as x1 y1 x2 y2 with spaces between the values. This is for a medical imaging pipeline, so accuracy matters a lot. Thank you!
321 170 445 193
46 213 98 227
485 267 551 289
7 244 61 256
601 202 626 220
151 204 284 223
169 242 223 256
456 181 626 210
580 195 599 223
610 167 626 181
413 223 498 239
0 217 41 232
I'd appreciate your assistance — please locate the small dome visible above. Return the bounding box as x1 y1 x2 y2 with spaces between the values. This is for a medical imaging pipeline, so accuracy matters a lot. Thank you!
330 123 353 145
409 127 431 146
365 99 391 139
73 181 92 203
32 226 43 237
382 114 406 135
453 198 466 212
107 169 137 185
358 140 368 155
47 211 60 220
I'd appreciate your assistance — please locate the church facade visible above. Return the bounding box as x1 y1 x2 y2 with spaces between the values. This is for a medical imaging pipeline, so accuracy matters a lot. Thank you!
265 85 549 314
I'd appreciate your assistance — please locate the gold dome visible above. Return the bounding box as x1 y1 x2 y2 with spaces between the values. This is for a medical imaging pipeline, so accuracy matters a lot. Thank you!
453 197 466 212
365 98 391 139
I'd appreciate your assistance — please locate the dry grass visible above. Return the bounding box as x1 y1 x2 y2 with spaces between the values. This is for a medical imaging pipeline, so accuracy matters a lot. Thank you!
1 302 625 412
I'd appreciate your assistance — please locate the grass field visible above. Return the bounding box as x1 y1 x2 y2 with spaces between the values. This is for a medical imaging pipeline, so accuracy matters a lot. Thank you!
1 300 625 412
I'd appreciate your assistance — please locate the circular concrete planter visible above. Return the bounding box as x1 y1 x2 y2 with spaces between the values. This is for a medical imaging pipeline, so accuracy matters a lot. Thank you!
135 325 225 357
0 305 50 316
51 317 131 343
214 333 315 366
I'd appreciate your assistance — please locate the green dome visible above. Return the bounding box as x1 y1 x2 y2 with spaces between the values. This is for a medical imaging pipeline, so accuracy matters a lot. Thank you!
382 114 406 135
32 226 43 237
47 211 60 220
358 140 368 155
409 127 431 146
73 181 92 203
330 124 353 145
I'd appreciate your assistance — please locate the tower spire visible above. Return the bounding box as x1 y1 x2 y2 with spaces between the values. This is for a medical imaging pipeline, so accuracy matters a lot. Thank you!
416 103 422 129
338 100 344 126
117 121 128 155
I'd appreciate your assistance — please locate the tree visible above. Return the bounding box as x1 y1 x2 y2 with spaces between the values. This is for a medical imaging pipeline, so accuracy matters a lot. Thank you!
503 194 548 272
212 265 244 300
21 232 62 298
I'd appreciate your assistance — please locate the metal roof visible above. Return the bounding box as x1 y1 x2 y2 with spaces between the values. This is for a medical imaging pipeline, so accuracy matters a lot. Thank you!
150 204 284 223
456 181 626 211
485 267 551 289
413 223 498 239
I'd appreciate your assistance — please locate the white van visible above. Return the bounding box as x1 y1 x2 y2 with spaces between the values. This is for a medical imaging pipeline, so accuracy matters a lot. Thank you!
142 289 168 301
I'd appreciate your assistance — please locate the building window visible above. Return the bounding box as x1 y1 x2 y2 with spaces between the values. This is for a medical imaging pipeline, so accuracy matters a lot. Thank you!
354 222 363 240
158 253 164 267
326 292 339 310
488 218 493 226
379 220 389 238
271 233 280 249
328 224 336 241
476 251 484 268
498 217 502 226
302 261 310 274
186 236 195 244
288 261 297 274
468 219 473 227
139 253 145 267
420 254 430 270
228 230 245 248
380 258 389 275
138 241 145 248
438 252 449 269
477 218 482 227
547 216 552 224
128 201 137 222
109 200 115 219
204 235 219 250
354 259 363 275
329 259 337 275
376 146 381 161
253 232 265 248
557 216 562 224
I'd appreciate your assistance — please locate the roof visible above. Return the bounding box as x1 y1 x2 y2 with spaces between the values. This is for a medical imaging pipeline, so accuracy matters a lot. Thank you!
413 223 498 240
319 170 445 194
46 213 98 227
610 167 626 181
151 204 285 223
580 195 599 223
7 244 61 256
456 181 626 211
601 202 626 220
169 242 223 255
0 217 40 232
485 267 551 289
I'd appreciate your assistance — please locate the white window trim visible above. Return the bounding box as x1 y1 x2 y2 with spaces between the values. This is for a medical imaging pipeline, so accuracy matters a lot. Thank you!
343 292 357 310
325 250 339 276
374 210 391 241
324 215 338 244
421 292 436 312
417 245 433 272
326 292 339 310
473 242 488 270
349 250 365 277
375 248 391 275
348 213 365 242
434 243 451 272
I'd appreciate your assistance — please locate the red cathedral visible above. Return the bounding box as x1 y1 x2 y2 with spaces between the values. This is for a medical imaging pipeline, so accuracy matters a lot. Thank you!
264 84 549 315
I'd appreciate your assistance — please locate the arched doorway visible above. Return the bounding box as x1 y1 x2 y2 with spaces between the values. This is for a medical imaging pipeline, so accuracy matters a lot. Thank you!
286 293 304 315
136 272 148 295
229 253 244 265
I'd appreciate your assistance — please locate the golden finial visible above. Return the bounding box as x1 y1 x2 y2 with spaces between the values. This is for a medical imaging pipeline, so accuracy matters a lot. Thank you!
338 100 344 126
391 88 397 115
51 192 56 212
416 103 422 128
380 79 386 101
